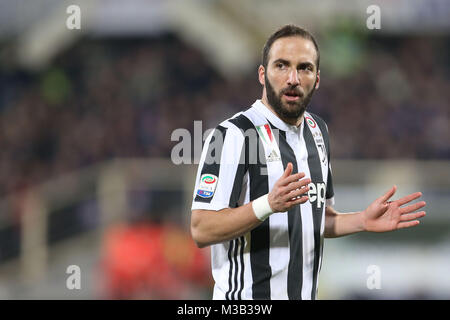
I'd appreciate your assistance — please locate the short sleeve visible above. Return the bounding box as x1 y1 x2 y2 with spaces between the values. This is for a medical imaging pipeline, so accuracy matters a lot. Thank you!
326 163 335 207
325 129 335 207
191 124 246 211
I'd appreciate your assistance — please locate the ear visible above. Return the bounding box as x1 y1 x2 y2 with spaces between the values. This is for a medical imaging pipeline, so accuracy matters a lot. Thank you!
258 65 265 86
315 70 320 89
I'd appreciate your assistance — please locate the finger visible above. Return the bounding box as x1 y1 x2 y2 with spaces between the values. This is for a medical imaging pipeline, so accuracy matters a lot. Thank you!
397 220 421 229
286 195 309 208
400 201 426 214
279 172 307 187
285 185 310 200
396 192 423 207
282 163 293 178
400 211 426 222
283 178 311 193
379 185 397 203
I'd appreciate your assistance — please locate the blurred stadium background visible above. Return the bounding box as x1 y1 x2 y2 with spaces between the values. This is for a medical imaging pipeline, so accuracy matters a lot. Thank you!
0 0 449 299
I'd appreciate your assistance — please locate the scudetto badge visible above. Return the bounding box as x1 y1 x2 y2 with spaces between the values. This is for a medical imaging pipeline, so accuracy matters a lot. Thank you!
196 174 218 198
305 116 317 128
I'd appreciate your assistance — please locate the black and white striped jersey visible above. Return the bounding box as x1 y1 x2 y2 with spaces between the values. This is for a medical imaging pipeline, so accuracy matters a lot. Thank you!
192 100 335 300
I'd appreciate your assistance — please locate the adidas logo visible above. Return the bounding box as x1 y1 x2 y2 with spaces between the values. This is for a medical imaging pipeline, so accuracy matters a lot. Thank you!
267 149 281 162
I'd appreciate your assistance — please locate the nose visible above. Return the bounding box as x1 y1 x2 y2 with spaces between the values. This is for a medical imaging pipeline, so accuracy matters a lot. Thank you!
287 68 300 86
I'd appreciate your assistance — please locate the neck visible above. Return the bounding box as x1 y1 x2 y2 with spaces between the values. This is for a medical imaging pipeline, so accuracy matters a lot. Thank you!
260 95 304 127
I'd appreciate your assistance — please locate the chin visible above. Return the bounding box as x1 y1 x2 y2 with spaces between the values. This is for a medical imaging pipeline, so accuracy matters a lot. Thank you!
282 103 305 115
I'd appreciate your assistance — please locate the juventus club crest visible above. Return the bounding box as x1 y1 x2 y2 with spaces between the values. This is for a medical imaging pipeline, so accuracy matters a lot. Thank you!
306 115 328 167
317 143 327 166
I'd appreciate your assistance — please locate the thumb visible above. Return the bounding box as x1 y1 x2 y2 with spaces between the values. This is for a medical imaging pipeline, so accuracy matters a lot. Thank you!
379 185 397 203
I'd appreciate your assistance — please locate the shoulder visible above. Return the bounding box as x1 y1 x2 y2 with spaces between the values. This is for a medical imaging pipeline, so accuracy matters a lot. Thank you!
202 111 253 146
306 112 329 134
217 109 257 135
306 112 328 129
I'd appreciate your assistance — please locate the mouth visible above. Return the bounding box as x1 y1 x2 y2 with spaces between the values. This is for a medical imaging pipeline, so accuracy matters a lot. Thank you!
282 90 302 102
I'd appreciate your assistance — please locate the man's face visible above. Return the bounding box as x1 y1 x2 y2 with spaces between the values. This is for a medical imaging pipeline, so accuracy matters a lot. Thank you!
260 36 319 121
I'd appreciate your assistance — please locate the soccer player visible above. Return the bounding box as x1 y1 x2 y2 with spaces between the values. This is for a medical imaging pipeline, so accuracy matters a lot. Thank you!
190 25 426 300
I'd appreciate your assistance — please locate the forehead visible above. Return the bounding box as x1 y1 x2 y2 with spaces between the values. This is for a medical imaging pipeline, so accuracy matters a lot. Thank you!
268 36 317 65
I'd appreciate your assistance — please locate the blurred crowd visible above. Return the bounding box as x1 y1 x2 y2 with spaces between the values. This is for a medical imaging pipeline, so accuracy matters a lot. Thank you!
0 32 448 199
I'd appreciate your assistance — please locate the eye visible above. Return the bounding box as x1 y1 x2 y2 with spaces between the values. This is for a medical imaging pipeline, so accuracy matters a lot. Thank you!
276 62 285 69
299 65 313 72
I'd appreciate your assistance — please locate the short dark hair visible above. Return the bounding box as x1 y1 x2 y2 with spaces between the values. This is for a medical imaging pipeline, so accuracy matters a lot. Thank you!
262 24 320 70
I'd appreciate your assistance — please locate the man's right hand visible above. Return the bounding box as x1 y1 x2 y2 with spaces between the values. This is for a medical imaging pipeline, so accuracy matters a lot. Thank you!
268 162 311 213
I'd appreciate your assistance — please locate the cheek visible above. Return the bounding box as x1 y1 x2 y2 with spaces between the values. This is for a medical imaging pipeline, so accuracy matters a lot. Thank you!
266 74 283 91
301 74 317 90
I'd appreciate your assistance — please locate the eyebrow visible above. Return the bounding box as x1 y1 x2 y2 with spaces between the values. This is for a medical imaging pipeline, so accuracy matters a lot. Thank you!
272 58 290 66
272 58 315 70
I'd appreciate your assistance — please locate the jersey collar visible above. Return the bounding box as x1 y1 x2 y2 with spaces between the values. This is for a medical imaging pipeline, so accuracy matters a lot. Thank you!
252 99 303 133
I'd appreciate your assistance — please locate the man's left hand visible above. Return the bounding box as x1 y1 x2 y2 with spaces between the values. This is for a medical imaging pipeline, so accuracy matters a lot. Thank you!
363 186 426 232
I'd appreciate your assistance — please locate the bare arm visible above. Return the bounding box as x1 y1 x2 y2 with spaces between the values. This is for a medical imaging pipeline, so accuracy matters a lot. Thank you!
191 204 261 248
324 185 426 238
324 206 365 238
191 163 310 248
